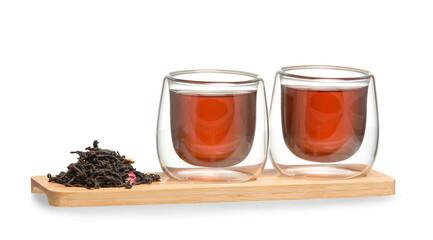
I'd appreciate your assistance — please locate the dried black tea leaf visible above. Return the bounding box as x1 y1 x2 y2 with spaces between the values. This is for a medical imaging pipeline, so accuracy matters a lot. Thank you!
47 140 160 189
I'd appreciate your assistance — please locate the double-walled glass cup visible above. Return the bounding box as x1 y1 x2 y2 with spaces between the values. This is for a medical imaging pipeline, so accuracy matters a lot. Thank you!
270 65 379 179
157 70 268 183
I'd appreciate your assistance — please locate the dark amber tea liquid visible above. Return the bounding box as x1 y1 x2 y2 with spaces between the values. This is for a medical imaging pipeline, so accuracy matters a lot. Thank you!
170 90 256 167
281 86 368 163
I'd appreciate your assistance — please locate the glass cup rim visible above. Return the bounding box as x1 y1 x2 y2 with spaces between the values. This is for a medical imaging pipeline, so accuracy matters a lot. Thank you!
166 69 262 84
278 65 373 81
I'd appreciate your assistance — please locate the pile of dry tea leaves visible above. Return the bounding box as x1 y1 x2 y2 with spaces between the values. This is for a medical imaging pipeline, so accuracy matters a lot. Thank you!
47 140 160 189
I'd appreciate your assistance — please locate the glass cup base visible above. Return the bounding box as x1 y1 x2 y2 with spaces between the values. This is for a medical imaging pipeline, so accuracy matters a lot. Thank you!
275 163 371 179
163 165 264 183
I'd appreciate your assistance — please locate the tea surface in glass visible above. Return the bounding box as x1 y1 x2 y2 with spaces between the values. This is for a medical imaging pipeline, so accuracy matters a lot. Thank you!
170 90 257 167
281 85 368 163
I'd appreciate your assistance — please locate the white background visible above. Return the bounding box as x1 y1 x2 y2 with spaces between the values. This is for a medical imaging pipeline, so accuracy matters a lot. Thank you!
1 0 432 239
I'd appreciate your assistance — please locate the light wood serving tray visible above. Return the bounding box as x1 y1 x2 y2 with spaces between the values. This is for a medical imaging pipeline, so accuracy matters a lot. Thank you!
31 169 395 207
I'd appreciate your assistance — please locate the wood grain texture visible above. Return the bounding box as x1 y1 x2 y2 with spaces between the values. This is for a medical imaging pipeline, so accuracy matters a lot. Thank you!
31 169 395 207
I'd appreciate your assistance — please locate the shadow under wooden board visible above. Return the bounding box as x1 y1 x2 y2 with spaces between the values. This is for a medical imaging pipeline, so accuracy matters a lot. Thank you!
31 169 395 207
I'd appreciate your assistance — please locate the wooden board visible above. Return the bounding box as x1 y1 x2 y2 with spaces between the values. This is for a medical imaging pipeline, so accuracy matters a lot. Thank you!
31 169 395 207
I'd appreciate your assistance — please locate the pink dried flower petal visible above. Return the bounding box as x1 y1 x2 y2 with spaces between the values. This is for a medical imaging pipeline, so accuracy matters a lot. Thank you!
126 171 137 184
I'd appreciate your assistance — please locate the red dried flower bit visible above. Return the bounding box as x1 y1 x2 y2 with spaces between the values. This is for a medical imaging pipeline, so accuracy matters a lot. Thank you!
126 171 137 184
